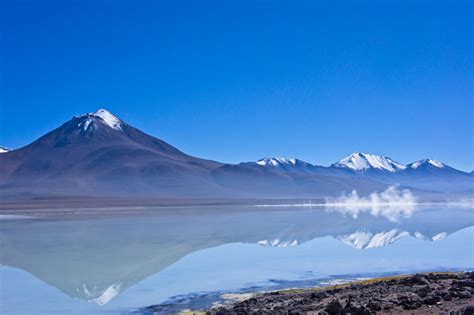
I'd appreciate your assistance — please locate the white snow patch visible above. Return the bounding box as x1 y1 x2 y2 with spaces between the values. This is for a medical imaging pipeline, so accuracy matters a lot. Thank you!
0 146 10 153
80 118 93 132
333 152 406 172
257 157 297 167
92 109 123 131
77 109 123 131
410 159 445 169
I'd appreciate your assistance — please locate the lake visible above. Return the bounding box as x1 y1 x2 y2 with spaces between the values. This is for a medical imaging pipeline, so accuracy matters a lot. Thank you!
0 204 473 314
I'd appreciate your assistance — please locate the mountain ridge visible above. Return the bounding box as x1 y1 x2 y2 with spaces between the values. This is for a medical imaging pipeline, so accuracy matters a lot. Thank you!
0 109 471 199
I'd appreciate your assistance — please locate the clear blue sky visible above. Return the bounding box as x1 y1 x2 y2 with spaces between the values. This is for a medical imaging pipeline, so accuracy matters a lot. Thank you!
1 1 473 170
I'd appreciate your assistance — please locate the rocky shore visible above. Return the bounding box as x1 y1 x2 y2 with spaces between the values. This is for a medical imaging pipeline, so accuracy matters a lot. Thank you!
207 272 474 314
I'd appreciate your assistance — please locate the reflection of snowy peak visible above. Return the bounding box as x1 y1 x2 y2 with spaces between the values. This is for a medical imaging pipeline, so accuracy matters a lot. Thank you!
338 229 409 249
1 207 472 305
80 282 122 305
339 229 452 250
257 239 299 247
414 231 447 241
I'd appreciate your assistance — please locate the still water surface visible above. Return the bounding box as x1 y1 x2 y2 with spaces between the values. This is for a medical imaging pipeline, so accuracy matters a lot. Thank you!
0 205 473 314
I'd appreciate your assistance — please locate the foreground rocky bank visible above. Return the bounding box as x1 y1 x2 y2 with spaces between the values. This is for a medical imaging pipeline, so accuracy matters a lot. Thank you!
206 272 474 314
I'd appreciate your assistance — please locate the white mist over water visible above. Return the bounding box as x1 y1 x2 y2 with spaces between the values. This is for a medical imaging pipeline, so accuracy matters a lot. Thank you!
325 186 417 222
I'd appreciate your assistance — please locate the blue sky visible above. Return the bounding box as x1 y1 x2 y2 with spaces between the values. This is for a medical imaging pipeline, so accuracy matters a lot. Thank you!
1 1 473 170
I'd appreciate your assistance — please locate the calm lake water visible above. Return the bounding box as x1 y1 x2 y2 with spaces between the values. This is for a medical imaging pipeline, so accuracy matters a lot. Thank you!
0 205 473 314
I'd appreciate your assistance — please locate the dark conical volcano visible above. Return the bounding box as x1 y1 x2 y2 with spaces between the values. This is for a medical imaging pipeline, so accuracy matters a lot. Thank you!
0 109 224 197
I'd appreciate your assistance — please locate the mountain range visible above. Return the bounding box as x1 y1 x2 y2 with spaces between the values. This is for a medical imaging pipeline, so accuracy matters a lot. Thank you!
0 109 472 200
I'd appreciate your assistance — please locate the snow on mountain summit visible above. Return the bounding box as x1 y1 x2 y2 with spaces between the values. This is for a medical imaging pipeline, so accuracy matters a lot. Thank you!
256 157 297 167
92 109 123 131
332 152 406 172
77 109 124 132
0 146 11 153
408 159 445 169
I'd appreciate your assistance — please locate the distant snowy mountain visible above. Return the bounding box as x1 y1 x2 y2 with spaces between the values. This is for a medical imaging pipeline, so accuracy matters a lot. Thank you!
245 157 318 174
395 158 473 192
328 153 472 193
0 146 10 153
407 159 445 169
331 152 406 173
256 157 297 167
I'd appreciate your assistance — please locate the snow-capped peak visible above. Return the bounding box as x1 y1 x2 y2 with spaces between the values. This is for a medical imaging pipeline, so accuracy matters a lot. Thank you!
409 159 445 169
77 109 123 131
91 109 123 131
332 152 406 172
0 146 11 153
256 157 297 167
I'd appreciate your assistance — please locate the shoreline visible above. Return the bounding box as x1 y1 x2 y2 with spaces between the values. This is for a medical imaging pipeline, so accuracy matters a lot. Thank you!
200 272 474 314
156 271 474 315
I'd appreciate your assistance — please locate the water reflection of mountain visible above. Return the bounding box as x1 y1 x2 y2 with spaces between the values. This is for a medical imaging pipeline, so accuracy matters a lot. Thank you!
0 206 472 304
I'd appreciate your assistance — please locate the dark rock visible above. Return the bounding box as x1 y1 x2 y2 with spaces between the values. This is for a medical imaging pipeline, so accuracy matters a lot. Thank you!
382 303 393 310
422 294 440 305
398 295 422 310
450 305 474 315
458 291 472 299
324 299 343 314
367 301 382 311
310 291 327 300
455 280 474 288
404 274 430 285
417 286 431 298
356 306 372 315
461 305 474 315
442 291 453 301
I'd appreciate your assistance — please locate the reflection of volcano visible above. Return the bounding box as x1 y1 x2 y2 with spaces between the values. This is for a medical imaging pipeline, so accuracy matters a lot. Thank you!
0 206 473 304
